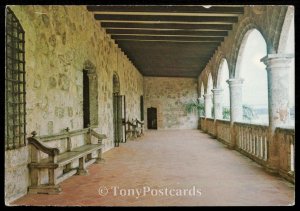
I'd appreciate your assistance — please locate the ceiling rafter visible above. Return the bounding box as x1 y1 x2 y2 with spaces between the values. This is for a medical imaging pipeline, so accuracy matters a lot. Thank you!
87 5 243 77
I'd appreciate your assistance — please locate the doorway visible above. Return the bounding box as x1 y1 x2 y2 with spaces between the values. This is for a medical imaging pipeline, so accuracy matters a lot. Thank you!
113 74 125 147
83 69 90 128
82 61 98 128
147 107 157 129
140 95 144 121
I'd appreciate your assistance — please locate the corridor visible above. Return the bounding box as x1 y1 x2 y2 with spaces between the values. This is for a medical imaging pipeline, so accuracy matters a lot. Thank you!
13 130 294 206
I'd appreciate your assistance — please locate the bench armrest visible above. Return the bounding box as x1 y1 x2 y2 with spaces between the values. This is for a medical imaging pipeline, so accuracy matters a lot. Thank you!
90 129 107 143
126 121 136 127
28 137 60 156
135 118 144 126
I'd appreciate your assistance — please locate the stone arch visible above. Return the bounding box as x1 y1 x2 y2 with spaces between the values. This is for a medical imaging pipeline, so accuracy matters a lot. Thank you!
277 6 294 53
230 17 268 78
215 57 229 89
82 60 98 127
268 6 289 53
234 28 267 78
83 59 96 74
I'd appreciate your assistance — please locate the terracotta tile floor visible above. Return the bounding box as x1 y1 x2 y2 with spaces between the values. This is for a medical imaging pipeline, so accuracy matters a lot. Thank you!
12 130 294 206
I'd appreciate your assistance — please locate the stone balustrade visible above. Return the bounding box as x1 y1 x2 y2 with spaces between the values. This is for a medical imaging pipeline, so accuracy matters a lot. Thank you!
199 118 295 183
216 119 231 144
206 118 215 137
275 127 295 182
235 122 268 165
200 117 206 131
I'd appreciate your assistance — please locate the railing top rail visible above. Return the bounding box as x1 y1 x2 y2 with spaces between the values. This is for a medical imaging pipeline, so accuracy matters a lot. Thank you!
216 119 230 124
234 122 269 129
275 127 295 135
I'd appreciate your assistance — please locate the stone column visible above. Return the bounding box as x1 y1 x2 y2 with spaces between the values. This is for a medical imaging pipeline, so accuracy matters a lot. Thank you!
197 97 203 130
204 93 212 118
261 54 293 172
227 78 244 122
261 54 293 131
227 78 244 149
212 88 223 120
198 97 205 117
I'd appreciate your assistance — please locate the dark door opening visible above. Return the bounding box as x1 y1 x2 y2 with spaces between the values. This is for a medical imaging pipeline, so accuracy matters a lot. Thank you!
140 95 144 121
147 107 157 129
113 94 125 147
83 69 90 128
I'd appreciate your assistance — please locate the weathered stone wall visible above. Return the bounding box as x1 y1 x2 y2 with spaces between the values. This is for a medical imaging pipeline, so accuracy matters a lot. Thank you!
144 77 198 129
5 5 143 204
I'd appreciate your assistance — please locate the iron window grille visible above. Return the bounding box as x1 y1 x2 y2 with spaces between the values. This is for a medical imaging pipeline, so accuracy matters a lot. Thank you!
5 7 26 150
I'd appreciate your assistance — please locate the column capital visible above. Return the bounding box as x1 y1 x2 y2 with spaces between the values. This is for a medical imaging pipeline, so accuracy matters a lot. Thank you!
226 78 244 87
203 93 212 99
261 53 294 67
211 88 223 95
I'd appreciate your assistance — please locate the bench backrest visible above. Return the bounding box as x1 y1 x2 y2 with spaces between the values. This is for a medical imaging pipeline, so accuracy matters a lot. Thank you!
28 127 106 160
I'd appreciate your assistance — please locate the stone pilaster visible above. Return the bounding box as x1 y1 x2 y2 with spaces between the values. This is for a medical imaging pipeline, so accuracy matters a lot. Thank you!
212 88 223 120
261 54 293 173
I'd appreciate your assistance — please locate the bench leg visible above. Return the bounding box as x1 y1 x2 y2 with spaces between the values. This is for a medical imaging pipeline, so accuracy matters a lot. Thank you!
134 131 137 138
95 148 105 163
28 168 61 194
76 156 88 175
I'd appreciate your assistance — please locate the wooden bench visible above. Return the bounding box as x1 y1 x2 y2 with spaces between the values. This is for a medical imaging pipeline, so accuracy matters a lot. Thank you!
27 126 107 194
125 119 136 141
134 118 144 137
125 118 144 140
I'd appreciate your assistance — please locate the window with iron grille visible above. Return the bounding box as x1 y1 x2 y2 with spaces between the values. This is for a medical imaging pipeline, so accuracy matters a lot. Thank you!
5 7 26 150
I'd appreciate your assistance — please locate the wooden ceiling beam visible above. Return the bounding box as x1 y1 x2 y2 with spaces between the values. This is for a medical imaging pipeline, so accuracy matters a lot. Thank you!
111 35 224 41
101 22 232 30
87 5 244 15
95 14 238 23
106 29 228 36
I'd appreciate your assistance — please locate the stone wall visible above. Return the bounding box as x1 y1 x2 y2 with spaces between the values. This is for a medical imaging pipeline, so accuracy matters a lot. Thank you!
144 77 198 129
5 5 143 204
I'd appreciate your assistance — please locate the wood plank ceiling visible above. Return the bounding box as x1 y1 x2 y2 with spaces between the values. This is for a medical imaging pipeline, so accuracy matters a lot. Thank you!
87 5 244 77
